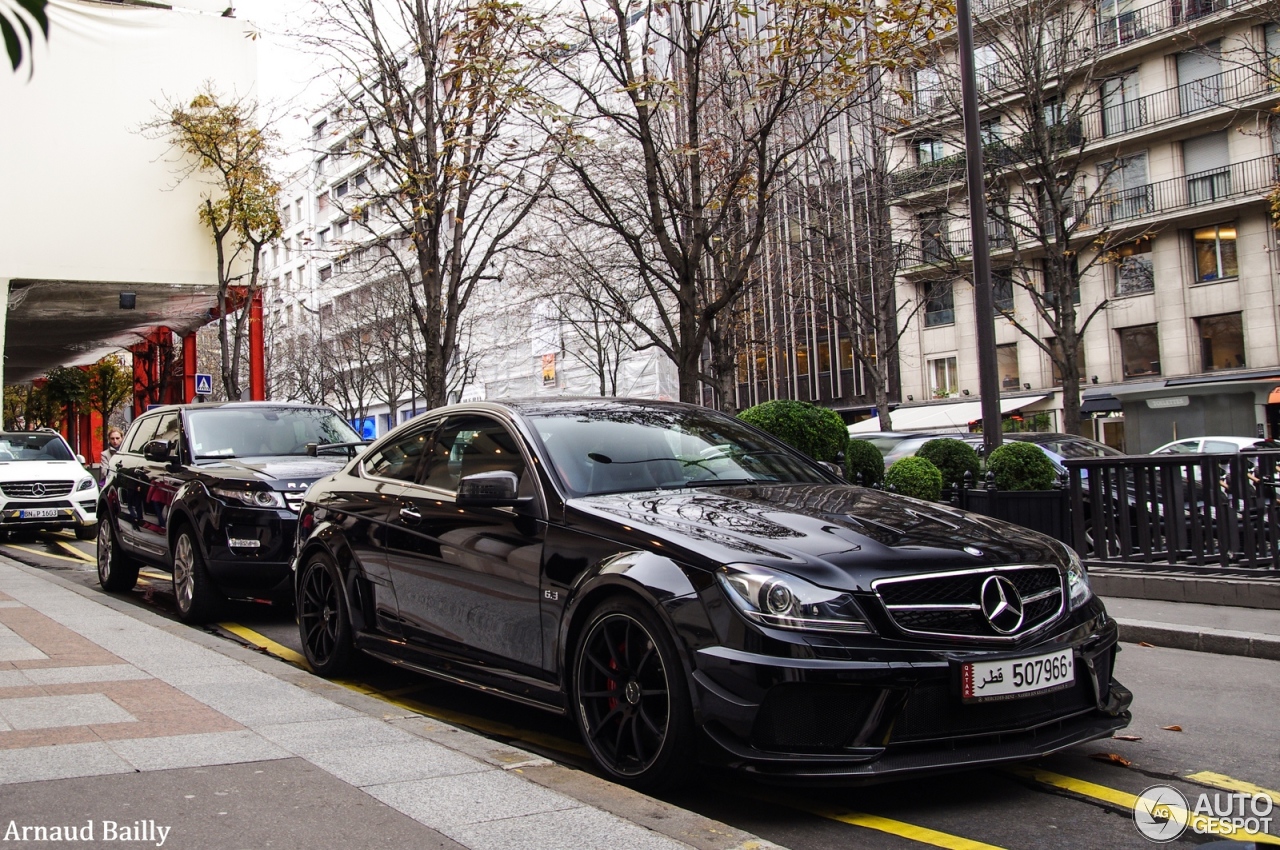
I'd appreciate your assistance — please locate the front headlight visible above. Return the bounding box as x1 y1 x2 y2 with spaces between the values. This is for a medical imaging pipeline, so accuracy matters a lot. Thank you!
211 486 285 509
75 477 95 492
1064 545 1092 610
715 564 872 634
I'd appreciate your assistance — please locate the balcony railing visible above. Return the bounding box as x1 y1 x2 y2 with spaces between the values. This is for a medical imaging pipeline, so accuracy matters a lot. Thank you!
896 154 1280 268
895 67 1273 196
896 0 1258 126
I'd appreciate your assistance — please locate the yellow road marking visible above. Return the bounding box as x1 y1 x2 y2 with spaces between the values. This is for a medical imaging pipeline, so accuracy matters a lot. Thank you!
1010 767 1280 844
54 540 95 563
219 623 308 666
140 569 169 581
1187 771 1280 802
793 806 1006 850
219 624 589 759
6 544 90 565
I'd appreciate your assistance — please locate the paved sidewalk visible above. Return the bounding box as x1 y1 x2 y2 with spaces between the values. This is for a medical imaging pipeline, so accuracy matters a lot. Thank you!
1103 596 1280 661
0 556 779 850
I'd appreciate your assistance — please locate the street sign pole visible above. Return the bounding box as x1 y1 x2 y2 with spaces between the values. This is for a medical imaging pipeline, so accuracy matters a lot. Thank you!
956 0 1003 455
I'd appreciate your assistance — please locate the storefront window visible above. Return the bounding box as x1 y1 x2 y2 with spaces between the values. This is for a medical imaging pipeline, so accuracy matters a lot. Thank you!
929 356 958 397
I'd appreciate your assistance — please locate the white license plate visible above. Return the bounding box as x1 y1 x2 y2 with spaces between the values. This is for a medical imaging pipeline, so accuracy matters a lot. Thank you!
961 649 1074 702
18 509 59 519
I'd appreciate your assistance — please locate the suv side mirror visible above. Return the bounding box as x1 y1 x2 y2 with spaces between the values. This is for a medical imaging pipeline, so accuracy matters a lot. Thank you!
456 470 522 507
143 440 172 463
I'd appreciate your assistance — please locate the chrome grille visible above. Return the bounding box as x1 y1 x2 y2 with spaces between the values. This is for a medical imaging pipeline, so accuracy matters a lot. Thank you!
1 481 75 498
873 565 1064 641
283 492 305 513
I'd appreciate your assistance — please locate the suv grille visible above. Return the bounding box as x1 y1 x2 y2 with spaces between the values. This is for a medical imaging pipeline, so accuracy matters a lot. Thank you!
873 565 1063 641
1 481 75 498
283 492 305 513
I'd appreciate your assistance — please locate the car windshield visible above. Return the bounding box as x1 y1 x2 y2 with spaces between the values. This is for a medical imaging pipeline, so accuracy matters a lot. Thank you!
186 408 361 459
527 406 830 497
0 432 73 462
1025 436 1124 459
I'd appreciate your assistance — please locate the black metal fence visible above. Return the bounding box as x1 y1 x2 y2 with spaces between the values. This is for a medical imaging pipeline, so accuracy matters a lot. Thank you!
1063 451 1280 571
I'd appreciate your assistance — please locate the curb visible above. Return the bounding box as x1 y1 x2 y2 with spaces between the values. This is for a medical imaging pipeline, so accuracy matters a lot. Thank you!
1092 572 1280 610
1117 618 1280 661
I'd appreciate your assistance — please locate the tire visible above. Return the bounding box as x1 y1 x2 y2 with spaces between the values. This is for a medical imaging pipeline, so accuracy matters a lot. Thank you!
571 596 695 791
97 519 140 593
296 552 356 677
75 523 98 541
171 526 222 624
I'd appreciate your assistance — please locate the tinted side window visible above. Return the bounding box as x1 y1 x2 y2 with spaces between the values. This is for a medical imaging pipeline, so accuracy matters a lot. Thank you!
125 417 161 454
154 413 181 450
420 415 527 495
362 425 433 482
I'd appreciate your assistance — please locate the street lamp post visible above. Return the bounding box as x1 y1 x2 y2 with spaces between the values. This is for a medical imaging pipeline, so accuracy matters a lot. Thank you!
955 0 1003 455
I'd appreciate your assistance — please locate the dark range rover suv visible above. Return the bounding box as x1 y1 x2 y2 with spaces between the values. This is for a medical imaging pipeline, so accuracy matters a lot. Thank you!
97 402 362 622
293 398 1132 789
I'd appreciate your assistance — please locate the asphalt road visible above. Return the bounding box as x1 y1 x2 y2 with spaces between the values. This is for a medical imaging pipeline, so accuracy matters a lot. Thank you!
7 529 1279 850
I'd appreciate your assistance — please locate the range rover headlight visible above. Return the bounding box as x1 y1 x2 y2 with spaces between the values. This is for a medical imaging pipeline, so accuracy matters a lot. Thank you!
211 486 285 509
75 477 95 492
1064 546 1092 610
715 564 871 634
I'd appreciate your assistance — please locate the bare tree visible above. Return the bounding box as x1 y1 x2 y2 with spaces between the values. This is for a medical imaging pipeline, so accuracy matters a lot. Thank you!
903 0 1155 433
537 0 950 408
301 0 555 409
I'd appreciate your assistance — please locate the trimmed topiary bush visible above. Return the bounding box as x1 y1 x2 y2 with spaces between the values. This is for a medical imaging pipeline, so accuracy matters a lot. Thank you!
845 439 884 487
737 400 848 462
986 441 1058 490
884 456 943 502
916 438 981 489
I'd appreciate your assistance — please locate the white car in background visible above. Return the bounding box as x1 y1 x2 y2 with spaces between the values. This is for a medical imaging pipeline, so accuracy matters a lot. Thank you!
1151 436 1271 455
0 430 98 540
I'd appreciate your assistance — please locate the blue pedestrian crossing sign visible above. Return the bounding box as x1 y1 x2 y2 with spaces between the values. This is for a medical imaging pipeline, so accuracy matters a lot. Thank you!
194 373 213 396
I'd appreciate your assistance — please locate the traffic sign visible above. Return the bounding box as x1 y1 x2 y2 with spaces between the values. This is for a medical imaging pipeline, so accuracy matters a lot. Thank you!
194 373 213 396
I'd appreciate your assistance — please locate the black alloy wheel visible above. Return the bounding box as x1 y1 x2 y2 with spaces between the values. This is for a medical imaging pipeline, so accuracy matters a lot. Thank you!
97 519 139 593
297 553 355 677
572 597 693 790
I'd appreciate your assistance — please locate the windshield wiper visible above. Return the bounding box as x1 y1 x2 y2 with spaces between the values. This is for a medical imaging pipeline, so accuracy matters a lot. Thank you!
660 477 760 489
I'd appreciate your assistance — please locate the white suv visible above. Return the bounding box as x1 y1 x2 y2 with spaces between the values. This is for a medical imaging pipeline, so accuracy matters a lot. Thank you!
0 430 99 540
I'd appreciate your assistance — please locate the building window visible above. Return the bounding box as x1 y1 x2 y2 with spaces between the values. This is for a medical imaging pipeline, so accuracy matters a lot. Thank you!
914 65 943 112
1192 224 1237 282
975 44 999 90
997 344 1020 389
838 337 854 370
1119 324 1161 378
929 356 959 398
1047 337 1086 384
992 268 1014 312
919 212 949 263
334 180 350 198
1112 236 1154 295
1198 313 1245 371
1101 70 1142 136
1098 152 1151 221
283 270 292 289
319 266 333 282
924 280 954 327
916 138 945 165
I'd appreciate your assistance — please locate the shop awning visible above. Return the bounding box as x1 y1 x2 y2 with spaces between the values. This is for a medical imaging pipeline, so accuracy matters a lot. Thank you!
848 395 1049 433
1080 394 1122 414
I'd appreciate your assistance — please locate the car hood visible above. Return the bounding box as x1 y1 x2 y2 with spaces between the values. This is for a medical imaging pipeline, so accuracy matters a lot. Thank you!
190 456 349 488
569 483 1063 592
0 460 91 481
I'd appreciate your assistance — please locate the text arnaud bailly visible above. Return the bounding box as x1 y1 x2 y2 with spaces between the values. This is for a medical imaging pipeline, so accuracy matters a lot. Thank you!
4 820 171 846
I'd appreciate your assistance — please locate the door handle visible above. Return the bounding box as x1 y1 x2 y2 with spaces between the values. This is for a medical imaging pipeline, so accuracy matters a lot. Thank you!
398 506 422 524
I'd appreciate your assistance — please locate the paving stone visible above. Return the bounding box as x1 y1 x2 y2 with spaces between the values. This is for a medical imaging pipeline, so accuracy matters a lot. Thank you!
0 742 134 784
306 740 489 787
0 693 136 730
108 729 292 771
257 716 418 754
365 769 582 832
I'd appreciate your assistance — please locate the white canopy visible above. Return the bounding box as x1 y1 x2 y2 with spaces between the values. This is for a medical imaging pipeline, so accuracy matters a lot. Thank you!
848 395 1049 434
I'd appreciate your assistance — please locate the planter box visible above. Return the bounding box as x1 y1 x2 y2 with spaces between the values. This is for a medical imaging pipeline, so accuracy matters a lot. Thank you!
957 487 1070 540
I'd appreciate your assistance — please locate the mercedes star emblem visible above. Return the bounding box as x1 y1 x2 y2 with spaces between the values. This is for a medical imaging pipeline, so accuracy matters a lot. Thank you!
32 483 46 497
980 575 1025 635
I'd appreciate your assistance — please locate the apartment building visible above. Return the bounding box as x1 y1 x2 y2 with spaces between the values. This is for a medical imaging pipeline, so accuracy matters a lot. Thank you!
885 0 1280 451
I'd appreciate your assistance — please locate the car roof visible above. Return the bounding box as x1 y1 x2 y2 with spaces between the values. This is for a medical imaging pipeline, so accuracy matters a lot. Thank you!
136 401 342 415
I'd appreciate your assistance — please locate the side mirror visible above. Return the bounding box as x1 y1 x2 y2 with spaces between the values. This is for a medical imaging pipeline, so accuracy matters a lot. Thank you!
76 454 87 465
818 461 844 480
456 470 521 507
143 440 171 463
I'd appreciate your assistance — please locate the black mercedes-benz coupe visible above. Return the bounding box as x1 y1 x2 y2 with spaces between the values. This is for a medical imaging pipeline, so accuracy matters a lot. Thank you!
293 399 1131 789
